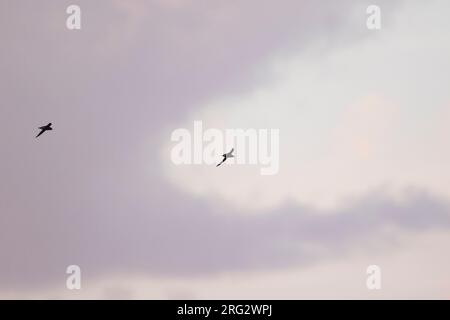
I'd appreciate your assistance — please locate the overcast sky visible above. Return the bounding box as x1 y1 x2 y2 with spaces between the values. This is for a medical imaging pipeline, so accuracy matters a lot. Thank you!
0 0 449 299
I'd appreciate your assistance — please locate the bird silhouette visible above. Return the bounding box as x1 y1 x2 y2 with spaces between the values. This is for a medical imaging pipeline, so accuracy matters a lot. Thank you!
36 123 53 138
216 148 234 167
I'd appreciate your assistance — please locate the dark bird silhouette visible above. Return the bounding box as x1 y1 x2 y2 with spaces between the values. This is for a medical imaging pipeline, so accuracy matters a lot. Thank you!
36 123 53 138
216 148 234 167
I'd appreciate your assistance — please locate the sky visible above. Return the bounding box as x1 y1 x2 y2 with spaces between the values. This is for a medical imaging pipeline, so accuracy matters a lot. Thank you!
0 0 449 299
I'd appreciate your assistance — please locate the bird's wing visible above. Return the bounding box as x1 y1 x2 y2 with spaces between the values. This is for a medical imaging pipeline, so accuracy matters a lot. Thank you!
36 129 45 138
216 157 226 167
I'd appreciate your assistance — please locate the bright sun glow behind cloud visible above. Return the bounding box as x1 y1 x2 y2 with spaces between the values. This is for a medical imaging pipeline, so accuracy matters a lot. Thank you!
164 1 450 212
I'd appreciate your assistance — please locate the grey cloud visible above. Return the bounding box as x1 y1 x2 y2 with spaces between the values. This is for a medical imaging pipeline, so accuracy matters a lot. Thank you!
1 182 449 289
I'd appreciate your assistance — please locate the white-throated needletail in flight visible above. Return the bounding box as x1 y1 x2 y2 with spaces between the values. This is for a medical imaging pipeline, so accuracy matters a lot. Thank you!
216 148 234 167
36 123 53 138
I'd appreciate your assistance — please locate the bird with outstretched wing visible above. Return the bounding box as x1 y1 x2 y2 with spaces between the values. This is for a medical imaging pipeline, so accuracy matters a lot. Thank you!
216 148 234 167
36 123 53 138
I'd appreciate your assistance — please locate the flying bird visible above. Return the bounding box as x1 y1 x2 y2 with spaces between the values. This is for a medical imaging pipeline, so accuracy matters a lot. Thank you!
216 148 234 167
36 122 53 138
